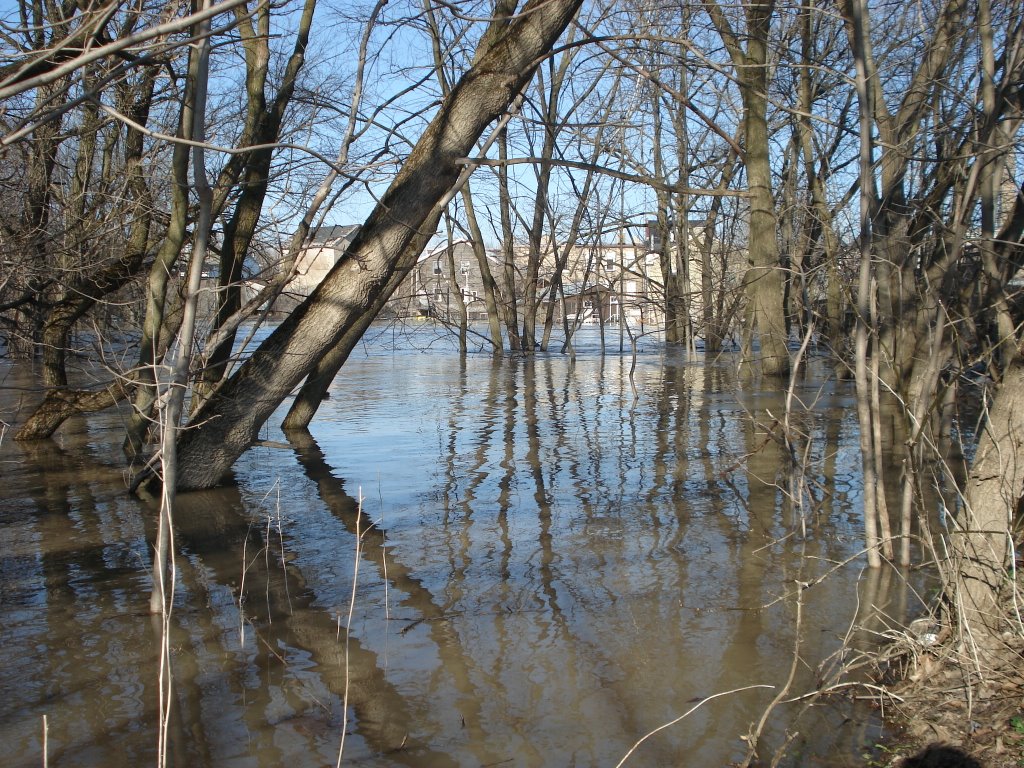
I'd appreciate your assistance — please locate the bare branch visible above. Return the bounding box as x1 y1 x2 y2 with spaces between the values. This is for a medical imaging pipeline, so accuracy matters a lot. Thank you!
457 155 750 197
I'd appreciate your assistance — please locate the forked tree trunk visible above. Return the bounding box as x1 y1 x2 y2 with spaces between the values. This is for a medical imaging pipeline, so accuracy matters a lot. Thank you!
521 50 571 352
193 0 318 407
173 0 583 490
123 62 197 457
280 210 443 431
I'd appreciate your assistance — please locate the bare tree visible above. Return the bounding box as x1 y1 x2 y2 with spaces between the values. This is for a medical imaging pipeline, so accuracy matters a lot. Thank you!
190 0 319 407
170 0 584 489
706 0 789 375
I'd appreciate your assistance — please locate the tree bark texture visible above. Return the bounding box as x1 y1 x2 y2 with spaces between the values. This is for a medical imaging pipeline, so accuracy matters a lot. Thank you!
707 0 789 375
953 359 1023 644
173 0 583 490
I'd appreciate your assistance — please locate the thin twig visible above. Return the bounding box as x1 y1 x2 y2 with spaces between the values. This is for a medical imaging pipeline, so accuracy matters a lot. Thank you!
613 685 774 768
337 488 365 768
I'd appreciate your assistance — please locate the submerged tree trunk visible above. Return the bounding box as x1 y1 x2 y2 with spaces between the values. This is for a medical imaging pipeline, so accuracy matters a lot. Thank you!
497 127 523 352
173 0 583 489
707 0 788 375
461 182 504 351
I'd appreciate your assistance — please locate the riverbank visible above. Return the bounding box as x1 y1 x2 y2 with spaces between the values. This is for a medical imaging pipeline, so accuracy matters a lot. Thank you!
869 605 1024 767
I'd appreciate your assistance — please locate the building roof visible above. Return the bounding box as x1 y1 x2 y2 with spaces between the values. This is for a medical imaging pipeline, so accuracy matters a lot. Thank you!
306 224 359 245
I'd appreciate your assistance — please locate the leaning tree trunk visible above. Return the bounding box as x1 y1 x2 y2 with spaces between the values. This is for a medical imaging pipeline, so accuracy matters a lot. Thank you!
173 0 583 490
280 209 444 431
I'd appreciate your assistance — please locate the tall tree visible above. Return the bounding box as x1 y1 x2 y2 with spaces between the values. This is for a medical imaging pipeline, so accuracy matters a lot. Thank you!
191 0 318 407
172 0 584 490
706 0 790 375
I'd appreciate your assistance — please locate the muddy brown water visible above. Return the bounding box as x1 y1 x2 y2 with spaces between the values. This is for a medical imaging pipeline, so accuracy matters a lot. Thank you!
0 326 923 766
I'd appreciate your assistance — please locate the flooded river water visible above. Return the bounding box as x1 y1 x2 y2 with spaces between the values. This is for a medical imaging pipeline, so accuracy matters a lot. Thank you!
0 325 922 766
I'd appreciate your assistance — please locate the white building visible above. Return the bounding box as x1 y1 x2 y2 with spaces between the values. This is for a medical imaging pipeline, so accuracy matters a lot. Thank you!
291 224 360 296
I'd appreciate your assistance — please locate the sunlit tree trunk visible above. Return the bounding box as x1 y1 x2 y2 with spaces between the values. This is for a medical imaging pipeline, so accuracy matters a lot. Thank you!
461 182 505 351
152 0 216 616
497 127 523 351
123 71 196 458
280 209 444 432
977 0 1017 376
847 0 889 568
707 0 789 375
175 0 584 488
952 358 1022 647
521 53 571 352
849 0 967 394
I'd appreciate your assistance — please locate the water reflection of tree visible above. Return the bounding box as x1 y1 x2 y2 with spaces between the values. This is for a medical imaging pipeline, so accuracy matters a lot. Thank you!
430 355 798 762
170 481 450 766
10 436 160 765
1 354 927 766
286 429 501 765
